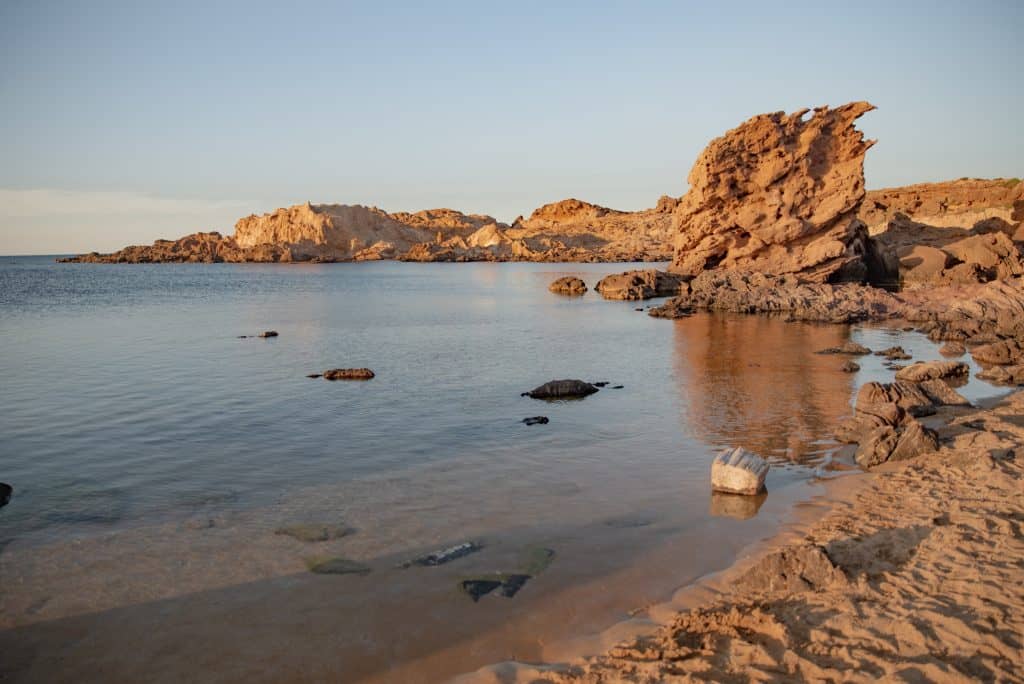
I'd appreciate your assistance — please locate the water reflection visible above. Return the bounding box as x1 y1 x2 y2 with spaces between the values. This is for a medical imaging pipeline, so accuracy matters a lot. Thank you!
672 314 856 463
709 490 767 520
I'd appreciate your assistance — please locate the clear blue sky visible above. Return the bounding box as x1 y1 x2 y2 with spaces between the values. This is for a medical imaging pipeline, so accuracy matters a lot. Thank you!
1 0 1021 254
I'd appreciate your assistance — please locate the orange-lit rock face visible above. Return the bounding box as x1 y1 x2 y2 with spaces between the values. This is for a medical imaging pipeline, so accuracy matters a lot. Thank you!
671 102 877 282
671 313 856 461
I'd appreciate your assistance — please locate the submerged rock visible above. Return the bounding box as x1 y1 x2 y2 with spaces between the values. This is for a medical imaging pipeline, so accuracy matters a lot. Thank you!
460 573 533 602
404 541 482 567
549 276 588 296
711 447 769 496
524 379 599 399
323 368 376 381
522 416 549 425
305 557 371 575
275 523 354 542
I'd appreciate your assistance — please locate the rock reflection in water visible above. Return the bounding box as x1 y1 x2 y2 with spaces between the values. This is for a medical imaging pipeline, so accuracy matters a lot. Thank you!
672 314 857 464
709 490 768 520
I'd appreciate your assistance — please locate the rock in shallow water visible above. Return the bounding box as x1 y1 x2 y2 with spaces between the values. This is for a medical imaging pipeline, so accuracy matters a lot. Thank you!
403 541 482 567
523 379 599 399
305 557 371 575
548 276 587 296
595 269 683 300
711 447 769 496
522 416 549 425
258 330 278 338
322 368 375 381
817 342 872 355
0 482 11 508
894 361 969 383
840 360 860 373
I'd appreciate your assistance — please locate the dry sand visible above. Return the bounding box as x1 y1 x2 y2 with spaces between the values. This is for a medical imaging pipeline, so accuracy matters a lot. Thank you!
472 391 1024 682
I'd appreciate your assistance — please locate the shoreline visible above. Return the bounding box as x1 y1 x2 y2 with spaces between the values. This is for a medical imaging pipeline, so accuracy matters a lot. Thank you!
466 387 1024 682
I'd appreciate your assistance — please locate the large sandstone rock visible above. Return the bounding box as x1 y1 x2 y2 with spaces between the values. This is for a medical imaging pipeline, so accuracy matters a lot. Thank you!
670 102 883 283
854 418 939 469
971 339 1024 366
859 178 1024 233
711 447 769 496
595 270 684 301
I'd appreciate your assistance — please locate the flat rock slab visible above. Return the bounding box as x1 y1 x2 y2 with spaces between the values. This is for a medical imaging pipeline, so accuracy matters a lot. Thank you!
404 541 482 568
711 447 769 496
323 368 375 381
895 361 969 383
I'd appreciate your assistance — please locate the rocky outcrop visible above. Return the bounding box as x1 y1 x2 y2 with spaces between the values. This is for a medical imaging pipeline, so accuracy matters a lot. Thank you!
894 361 969 383
548 276 588 296
670 102 884 283
873 212 1024 287
595 269 683 300
649 271 904 323
860 178 1024 233
61 197 679 264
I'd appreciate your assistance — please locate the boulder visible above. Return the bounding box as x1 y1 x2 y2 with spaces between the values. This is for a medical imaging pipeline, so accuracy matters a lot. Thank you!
939 341 966 356
897 244 954 284
977 365 1024 386
895 361 969 383
875 346 912 360
548 276 587 296
711 447 769 496
735 545 847 594
670 102 882 283
595 269 683 300
323 368 375 380
841 360 860 373
855 419 939 468
524 379 599 399
918 379 971 406
971 339 1024 366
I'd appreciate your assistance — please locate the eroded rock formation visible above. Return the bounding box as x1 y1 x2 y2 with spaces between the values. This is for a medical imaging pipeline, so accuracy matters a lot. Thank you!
670 102 883 283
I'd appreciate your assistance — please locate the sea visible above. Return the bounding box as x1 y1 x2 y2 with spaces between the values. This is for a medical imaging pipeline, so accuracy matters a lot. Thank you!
0 256 1008 682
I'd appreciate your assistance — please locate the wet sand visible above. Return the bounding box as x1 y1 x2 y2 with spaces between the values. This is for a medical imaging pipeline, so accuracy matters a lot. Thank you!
472 391 1024 682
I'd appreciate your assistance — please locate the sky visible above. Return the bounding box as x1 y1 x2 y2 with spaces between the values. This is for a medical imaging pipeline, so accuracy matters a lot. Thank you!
1 1 1021 255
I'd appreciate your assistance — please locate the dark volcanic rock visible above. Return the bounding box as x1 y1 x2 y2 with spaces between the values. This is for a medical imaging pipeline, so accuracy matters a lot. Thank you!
323 368 375 381
524 379 599 399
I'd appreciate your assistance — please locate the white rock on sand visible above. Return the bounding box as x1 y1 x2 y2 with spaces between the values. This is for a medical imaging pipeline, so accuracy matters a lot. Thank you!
711 447 769 496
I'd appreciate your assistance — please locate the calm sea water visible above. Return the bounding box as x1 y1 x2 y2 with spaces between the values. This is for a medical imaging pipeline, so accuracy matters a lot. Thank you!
0 257 1007 682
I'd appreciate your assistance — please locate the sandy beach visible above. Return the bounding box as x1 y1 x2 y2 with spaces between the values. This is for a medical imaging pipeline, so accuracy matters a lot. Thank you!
471 389 1024 682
